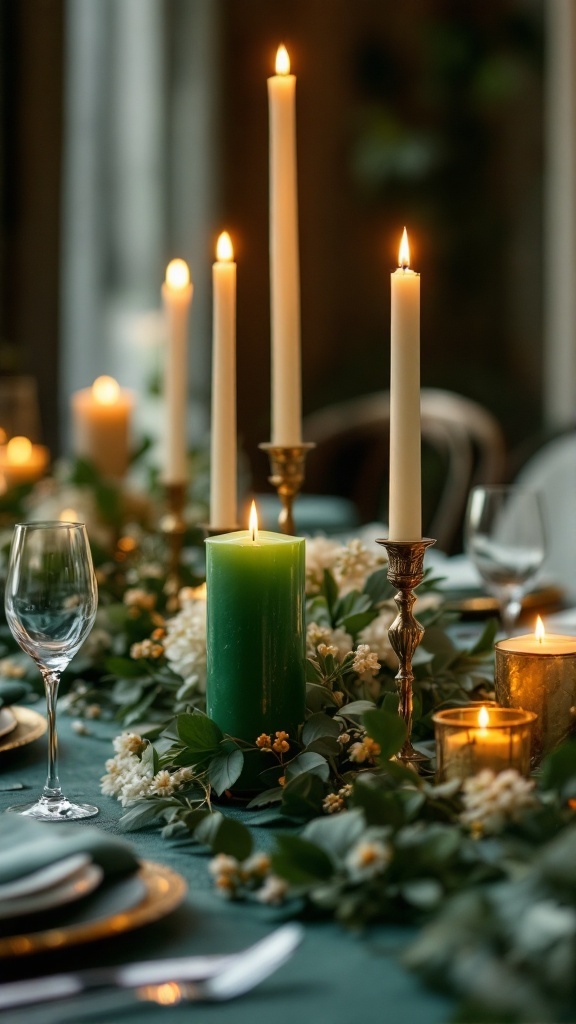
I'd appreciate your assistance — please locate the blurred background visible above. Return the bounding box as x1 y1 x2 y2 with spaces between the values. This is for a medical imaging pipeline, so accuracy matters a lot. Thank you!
0 0 572 544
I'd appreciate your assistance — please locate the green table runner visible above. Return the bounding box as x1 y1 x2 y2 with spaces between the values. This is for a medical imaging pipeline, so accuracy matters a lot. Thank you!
0 713 452 1024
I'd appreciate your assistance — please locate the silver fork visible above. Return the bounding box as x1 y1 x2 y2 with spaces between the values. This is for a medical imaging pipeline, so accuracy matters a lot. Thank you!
0 923 304 1021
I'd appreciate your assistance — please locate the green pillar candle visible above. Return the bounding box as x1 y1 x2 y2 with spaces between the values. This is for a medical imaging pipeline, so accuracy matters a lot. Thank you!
206 527 306 759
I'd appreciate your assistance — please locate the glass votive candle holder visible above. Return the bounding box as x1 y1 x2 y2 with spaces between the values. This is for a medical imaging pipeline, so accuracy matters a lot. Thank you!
433 704 536 781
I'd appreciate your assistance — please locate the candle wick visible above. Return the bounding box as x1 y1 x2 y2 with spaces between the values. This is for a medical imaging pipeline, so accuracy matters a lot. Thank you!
400 260 409 271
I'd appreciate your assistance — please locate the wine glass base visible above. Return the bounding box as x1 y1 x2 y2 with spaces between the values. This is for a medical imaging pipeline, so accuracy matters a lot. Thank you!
5 796 99 821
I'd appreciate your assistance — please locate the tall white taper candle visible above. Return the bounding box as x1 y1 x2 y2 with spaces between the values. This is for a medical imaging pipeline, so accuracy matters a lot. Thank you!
162 259 193 485
210 232 238 529
389 228 421 541
267 44 302 445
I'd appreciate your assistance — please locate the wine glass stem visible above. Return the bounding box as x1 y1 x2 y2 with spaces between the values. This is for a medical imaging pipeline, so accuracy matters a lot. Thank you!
501 596 522 635
42 669 62 798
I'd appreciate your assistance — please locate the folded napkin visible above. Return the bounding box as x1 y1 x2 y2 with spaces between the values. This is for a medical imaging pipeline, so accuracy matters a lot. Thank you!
0 817 139 888
0 681 30 709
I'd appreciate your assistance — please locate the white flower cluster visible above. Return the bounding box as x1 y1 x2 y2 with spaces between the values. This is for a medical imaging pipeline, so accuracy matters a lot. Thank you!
100 732 194 806
305 537 385 596
208 851 288 904
345 837 392 881
162 589 207 697
358 610 397 671
306 621 352 660
460 768 537 834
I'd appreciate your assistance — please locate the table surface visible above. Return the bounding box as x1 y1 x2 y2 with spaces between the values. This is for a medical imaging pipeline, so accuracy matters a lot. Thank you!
0 712 452 1024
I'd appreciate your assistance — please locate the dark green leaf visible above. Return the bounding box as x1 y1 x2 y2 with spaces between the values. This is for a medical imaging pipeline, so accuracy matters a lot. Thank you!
305 736 342 757
281 772 326 820
176 712 223 751
194 811 253 859
321 569 339 617
363 567 394 605
306 682 339 712
246 787 284 809
285 751 330 783
272 834 334 884
338 700 376 717
207 748 244 796
105 656 146 680
469 617 499 654
363 707 407 761
339 610 378 636
303 808 366 859
119 798 174 831
302 712 341 746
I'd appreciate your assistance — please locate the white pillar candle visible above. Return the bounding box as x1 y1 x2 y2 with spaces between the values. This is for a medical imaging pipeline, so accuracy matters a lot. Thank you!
71 376 133 479
268 44 302 446
162 259 193 485
389 228 421 541
210 231 238 529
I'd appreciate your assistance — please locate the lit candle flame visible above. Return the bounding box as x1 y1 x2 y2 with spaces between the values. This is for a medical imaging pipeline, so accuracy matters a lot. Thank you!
165 258 191 290
275 44 290 76
535 615 545 644
398 227 410 269
249 500 259 543
6 436 32 465
92 376 120 406
59 508 79 522
216 231 234 262
478 705 490 728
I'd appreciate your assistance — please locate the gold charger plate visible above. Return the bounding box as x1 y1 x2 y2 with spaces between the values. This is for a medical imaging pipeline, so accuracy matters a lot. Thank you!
444 584 564 616
0 706 46 753
0 707 17 739
0 861 187 957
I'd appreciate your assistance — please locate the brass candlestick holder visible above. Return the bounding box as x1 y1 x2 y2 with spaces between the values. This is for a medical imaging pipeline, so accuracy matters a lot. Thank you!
376 538 435 765
160 482 187 591
259 442 316 535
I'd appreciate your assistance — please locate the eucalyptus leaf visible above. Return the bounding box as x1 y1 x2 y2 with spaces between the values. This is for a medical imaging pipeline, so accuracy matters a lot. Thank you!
303 807 366 859
338 699 376 717
207 748 244 796
272 834 334 885
105 656 146 680
321 569 339 617
194 811 253 859
177 711 223 751
119 798 175 831
285 751 330 783
306 682 339 712
281 772 326 820
301 712 341 745
305 736 342 757
363 567 394 605
363 707 407 761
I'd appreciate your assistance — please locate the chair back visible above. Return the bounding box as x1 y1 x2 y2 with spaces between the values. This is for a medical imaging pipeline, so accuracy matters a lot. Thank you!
304 388 506 551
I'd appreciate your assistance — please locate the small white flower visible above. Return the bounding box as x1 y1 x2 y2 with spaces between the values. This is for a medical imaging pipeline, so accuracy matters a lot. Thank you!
242 853 271 879
345 839 392 880
358 609 397 670
208 854 240 878
460 768 537 834
113 732 146 758
71 720 89 736
150 770 175 797
352 644 381 678
254 875 289 905
334 539 386 595
305 537 342 593
306 622 352 660
163 599 207 695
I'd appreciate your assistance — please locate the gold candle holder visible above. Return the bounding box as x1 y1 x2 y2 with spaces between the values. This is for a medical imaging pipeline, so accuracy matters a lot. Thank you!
495 637 576 765
433 704 536 781
376 538 435 765
160 482 186 591
259 442 316 536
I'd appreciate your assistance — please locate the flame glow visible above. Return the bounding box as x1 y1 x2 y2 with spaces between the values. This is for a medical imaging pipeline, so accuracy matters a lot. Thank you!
216 231 234 262
6 436 32 464
92 376 120 405
535 615 545 643
478 706 490 729
398 227 410 269
165 258 190 290
59 508 79 522
275 44 290 75
249 501 259 543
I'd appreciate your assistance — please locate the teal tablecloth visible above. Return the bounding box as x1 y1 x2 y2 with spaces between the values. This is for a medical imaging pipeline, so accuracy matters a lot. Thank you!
0 711 452 1024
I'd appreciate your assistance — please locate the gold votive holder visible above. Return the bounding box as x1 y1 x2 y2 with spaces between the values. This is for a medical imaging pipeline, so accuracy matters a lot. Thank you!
495 639 576 765
433 704 536 781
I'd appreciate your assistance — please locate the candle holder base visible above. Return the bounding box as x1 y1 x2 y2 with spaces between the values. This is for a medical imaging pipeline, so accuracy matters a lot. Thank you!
160 482 187 591
259 442 316 535
376 537 435 767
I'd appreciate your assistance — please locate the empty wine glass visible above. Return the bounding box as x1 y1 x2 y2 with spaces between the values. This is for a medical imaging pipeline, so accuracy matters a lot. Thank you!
4 521 98 819
465 485 546 634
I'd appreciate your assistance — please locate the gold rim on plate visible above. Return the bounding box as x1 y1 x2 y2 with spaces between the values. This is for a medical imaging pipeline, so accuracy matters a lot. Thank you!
0 861 187 957
445 584 564 615
0 707 18 740
0 706 46 753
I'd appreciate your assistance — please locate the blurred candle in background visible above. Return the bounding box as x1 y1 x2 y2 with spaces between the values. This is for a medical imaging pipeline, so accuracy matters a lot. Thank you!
210 231 238 529
389 228 421 541
162 259 193 485
0 436 49 489
268 44 302 446
71 376 133 479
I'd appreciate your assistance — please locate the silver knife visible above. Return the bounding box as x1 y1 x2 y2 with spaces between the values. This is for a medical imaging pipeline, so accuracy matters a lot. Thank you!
0 927 301 1010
